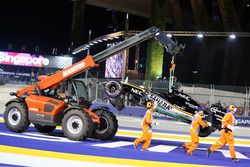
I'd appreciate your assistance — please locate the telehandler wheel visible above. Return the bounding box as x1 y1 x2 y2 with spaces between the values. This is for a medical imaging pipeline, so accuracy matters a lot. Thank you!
4 102 30 132
62 109 93 141
104 81 123 98
92 109 118 140
34 124 56 133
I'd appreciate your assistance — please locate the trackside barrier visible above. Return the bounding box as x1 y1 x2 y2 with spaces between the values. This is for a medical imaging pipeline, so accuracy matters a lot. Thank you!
91 103 146 117
91 103 172 120
235 116 250 127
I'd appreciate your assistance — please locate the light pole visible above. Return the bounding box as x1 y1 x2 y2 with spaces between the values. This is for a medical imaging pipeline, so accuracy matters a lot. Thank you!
192 70 198 85
121 13 129 82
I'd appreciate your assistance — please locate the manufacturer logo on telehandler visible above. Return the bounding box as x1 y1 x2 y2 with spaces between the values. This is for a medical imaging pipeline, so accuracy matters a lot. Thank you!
62 62 85 77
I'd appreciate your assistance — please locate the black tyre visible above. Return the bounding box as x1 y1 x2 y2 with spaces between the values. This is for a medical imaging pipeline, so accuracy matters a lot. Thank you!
109 97 125 111
104 81 123 98
199 109 213 137
199 126 213 137
34 124 56 133
92 109 118 140
4 102 30 132
62 109 93 141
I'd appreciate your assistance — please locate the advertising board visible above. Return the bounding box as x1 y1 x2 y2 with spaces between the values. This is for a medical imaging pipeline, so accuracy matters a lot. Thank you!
105 43 123 78
0 51 72 69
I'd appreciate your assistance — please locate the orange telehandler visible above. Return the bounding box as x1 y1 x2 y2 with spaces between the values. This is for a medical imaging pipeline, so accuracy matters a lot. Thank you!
4 27 184 141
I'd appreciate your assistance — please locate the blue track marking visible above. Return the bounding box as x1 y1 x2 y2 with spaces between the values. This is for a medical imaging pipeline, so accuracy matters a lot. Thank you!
0 122 250 166
0 163 27 167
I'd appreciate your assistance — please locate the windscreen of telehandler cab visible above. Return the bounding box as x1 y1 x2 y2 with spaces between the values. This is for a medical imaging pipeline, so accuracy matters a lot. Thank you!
74 80 89 101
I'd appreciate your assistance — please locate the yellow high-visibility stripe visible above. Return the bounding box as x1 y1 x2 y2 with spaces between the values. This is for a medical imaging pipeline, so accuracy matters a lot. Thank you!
123 82 145 91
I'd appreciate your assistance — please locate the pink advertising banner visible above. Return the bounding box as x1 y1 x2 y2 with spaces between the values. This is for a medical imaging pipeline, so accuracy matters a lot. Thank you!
0 51 49 67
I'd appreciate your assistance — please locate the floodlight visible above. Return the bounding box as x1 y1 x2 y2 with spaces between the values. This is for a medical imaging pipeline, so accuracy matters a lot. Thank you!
229 34 236 39
197 33 203 38
167 33 172 38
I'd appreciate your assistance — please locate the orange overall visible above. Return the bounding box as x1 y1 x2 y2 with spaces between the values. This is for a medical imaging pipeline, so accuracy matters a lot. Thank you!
184 113 208 155
209 112 236 159
134 109 153 150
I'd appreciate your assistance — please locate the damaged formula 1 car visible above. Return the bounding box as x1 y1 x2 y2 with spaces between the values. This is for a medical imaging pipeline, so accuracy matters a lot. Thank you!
104 81 227 137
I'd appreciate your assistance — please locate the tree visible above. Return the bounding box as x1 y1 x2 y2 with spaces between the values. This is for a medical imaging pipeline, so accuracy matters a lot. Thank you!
145 0 166 81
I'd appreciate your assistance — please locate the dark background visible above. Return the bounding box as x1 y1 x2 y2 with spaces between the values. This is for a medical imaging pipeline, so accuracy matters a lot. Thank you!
0 1 250 86
0 1 73 54
0 1 148 54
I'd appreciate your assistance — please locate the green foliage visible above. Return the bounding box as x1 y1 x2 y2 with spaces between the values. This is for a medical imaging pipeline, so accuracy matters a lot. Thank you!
145 0 166 81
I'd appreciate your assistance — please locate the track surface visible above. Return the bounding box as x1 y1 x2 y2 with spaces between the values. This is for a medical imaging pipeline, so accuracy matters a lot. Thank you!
0 118 250 167
1 84 250 167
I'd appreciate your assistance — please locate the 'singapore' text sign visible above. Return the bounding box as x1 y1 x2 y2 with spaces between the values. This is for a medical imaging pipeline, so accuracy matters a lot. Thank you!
0 51 49 67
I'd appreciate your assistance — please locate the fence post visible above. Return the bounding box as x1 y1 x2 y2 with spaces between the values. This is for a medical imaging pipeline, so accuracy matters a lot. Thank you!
129 94 132 106
95 82 98 101
88 79 92 100
246 87 250 116
192 84 194 95
245 86 249 117
124 94 128 107
209 84 215 107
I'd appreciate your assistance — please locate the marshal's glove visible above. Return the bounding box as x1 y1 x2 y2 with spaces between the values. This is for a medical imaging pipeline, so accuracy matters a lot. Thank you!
227 124 235 131
207 122 212 126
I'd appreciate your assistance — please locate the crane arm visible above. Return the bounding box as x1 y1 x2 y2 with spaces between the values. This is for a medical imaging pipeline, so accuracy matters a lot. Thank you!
16 27 184 97
92 26 183 62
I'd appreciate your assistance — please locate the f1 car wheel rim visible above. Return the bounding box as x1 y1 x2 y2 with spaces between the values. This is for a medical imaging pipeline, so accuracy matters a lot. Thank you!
96 117 109 134
8 108 21 126
108 85 119 96
66 116 83 134
110 86 117 93
105 81 122 97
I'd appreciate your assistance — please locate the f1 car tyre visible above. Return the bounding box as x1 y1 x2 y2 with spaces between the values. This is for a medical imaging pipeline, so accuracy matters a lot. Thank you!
104 81 123 98
62 109 94 141
4 102 30 132
34 124 56 133
109 97 125 111
198 126 213 137
199 109 213 137
92 109 118 140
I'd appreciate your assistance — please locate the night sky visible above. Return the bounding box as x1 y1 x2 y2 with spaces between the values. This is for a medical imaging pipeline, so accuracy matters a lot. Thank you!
0 1 74 54
0 1 249 85
0 1 148 55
